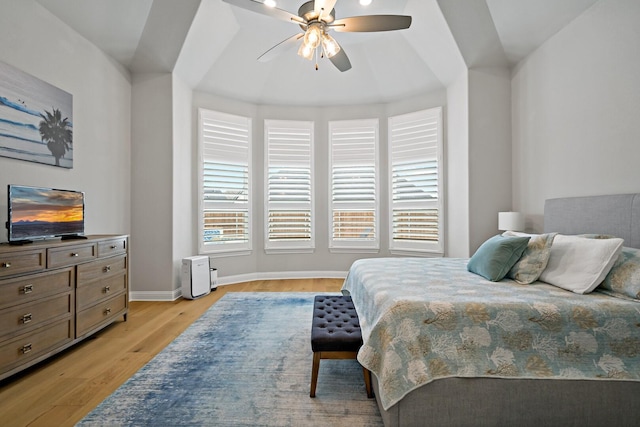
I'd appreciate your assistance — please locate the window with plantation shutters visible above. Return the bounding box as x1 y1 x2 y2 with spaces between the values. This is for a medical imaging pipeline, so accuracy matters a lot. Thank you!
198 109 252 254
329 119 379 251
389 107 443 254
264 119 314 252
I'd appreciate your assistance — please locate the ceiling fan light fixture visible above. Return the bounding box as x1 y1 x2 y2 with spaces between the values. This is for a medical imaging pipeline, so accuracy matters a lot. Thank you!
303 23 323 49
321 33 340 58
263 0 276 7
297 41 315 60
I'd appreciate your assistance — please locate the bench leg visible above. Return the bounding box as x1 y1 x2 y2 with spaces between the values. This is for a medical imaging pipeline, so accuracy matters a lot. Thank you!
363 367 373 398
310 352 321 397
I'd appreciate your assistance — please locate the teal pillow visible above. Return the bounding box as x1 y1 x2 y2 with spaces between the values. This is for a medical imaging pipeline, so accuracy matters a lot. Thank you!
467 235 531 281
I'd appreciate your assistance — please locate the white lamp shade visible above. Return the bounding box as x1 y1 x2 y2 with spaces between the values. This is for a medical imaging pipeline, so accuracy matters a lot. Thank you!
498 212 525 232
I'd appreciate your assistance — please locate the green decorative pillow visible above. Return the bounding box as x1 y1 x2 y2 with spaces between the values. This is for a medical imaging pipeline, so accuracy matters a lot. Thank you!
467 235 531 281
503 231 557 284
599 247 640 300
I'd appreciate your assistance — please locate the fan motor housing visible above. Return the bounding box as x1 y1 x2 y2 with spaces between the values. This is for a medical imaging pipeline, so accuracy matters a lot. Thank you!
298 1 335 24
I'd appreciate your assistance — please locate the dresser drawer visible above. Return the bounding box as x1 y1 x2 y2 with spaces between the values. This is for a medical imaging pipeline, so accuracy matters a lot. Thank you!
0 268 73 310
77 255 127 285
0 318 74 376
76 293 127 337
0 249 46 278
0 292 73 340
97 237 127 258
48 243 96 269
76 273 127 311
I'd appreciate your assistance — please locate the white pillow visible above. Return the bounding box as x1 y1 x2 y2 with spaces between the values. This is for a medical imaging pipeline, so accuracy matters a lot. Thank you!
538 234 624 294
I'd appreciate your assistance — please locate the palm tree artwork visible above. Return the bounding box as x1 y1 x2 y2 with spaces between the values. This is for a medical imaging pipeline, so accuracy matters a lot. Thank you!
39 108 72 166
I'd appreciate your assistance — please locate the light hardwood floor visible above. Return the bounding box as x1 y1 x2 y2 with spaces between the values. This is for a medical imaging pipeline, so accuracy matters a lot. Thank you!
0 279 343 427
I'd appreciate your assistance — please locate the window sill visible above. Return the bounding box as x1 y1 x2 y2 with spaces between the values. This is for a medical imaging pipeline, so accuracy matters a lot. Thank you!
264 248 315 255
202 249 252 258
329 247 380 254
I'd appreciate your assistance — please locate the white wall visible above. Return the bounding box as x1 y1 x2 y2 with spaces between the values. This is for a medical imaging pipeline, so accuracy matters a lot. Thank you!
443 67 512 257
130 73 174 298
468 67 512 252
512 0 640 232
172 74 194 292
445 71 470 257
129 73 195 300
0 1 131 243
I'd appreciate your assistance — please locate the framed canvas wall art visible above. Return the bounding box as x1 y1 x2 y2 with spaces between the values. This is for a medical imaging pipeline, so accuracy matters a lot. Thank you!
0 60 73 168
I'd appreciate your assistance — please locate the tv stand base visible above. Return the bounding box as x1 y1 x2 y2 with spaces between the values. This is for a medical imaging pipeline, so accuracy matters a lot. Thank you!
60 235 88 240
8 240 33 246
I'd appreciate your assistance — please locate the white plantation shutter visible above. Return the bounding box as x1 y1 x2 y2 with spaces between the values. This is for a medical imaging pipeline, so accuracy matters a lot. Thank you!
265 119 314 251
198 109 252 254
329 119 379 251
389 107 443 254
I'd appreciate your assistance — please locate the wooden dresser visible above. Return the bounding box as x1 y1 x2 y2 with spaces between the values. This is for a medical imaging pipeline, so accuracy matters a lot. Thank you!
0 235 128 381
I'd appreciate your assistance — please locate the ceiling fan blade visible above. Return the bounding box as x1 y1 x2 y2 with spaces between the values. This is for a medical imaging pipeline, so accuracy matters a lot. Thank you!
314 0 338 20
329 44 351 72
332 15 412 32
223 0 304 25
258 33 304 62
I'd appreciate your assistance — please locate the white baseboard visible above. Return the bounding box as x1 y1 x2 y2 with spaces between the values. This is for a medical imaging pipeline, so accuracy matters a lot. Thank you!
129 270 348 301
218 270 347 286
129 287 182 302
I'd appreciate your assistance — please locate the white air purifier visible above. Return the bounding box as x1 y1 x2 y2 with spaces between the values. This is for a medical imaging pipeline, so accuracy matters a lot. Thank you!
181 256 211 299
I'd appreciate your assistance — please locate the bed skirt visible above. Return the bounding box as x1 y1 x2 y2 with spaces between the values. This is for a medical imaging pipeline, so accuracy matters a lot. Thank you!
373 375 640 427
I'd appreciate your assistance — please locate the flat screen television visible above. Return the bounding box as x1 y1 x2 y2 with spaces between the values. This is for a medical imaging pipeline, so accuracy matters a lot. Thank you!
7 184 85 244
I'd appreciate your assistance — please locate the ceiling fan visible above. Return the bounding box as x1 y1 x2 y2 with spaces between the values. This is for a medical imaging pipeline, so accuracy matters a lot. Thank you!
222 0 412 72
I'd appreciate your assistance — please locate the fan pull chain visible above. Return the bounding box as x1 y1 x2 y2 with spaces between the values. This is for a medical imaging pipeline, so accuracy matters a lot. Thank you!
315 47 319 71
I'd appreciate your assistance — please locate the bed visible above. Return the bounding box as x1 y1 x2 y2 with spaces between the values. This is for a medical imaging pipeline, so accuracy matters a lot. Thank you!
342 194 640 426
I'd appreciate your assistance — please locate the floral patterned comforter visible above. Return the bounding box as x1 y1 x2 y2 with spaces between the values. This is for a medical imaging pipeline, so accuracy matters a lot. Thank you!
341 257 640 410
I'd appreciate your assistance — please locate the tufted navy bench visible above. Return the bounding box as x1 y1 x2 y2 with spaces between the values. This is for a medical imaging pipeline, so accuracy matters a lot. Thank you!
310 295 373 398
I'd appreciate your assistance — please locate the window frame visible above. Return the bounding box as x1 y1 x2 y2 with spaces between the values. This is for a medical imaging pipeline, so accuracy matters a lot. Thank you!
388 107 444 256
264 119 315 254
328 118 380 253
198 108 252 256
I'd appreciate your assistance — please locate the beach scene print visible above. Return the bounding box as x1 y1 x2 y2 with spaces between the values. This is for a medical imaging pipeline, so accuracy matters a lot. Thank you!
0 61 73 168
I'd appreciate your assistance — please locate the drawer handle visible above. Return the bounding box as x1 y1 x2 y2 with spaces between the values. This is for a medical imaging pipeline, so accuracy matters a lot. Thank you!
110 245 118 249
22 343 33 354
22 284 34 294
104 307 112 315
22 313 33 324
1 262 11 268
71 252 79 257
103 265 112 273
103 286 111 293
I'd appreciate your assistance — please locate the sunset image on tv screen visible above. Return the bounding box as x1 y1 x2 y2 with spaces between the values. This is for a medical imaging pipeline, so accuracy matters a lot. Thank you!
10 186 84 240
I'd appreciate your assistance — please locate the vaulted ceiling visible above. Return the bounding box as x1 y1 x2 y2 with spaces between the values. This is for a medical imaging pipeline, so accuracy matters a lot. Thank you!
35 0 599 106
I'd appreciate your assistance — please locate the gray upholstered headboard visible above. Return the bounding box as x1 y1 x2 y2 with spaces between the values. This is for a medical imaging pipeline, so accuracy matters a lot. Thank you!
544 193 640 249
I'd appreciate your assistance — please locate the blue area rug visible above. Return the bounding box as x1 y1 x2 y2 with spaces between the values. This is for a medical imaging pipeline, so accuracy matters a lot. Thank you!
77 293 382 426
